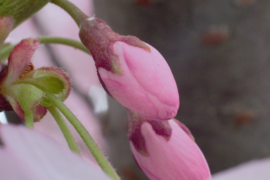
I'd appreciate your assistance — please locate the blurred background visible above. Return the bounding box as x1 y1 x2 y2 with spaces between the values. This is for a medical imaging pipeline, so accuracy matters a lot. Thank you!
2 0 270 179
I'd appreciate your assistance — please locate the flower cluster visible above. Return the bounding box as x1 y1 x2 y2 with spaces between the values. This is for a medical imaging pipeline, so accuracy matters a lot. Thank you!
0 38 71 122
0 0 214 179
79 17 211 180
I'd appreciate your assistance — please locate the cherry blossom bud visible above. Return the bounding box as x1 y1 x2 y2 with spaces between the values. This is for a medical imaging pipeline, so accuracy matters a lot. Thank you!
128 111 211 180
79 17 179 120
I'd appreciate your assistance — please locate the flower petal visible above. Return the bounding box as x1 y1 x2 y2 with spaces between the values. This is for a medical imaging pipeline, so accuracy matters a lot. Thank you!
129 118 211 180
98 41 179 120
4 38 39 86
0 124 112 180
212 158 270 180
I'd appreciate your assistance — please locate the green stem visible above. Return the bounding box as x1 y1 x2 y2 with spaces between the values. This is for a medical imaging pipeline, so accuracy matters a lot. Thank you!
47 105 81 155
24 111 34 128
45 92 120 180
37 37 89 54
51 0 88 27
0 36 90 63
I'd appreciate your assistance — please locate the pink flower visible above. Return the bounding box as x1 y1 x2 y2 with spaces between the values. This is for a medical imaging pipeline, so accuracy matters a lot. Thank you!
128 111 211 180
0 124 112 180
79 18 179 120
213 158 270 180
0 38 71 121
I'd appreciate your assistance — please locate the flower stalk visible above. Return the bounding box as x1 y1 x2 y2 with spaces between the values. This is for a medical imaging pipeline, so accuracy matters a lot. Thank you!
51 0 87 26
24 111 34 128
47 105 81 155
37 37 89 54
0 36 89 63
45 92 120 180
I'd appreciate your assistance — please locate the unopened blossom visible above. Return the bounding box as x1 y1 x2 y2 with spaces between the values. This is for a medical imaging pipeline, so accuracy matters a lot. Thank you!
79 17 179 120
128 111 211 180
0 124 111 180
0 38 71 121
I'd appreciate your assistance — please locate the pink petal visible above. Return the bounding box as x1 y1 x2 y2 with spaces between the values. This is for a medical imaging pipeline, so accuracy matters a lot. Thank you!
130 119 211 180
99 42 179 120
4 38 39 86
0 125 111 180
212 158 270 180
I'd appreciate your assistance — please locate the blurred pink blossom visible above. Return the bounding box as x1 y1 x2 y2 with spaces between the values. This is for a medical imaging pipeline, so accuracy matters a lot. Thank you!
0 124 111 180
128 111 211 180
212 158 270 180
80 18 179 120
0 16 13 44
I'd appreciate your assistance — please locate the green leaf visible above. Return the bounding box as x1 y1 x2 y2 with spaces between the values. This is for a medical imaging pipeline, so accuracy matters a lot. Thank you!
15 76 65 94
0 0 50 28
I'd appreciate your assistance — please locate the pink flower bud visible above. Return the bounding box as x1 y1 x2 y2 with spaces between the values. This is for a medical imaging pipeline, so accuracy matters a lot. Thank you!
128 111 211 180
79 18 179 120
